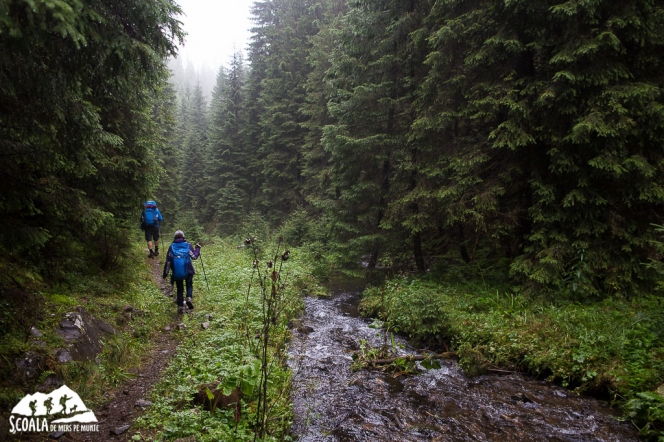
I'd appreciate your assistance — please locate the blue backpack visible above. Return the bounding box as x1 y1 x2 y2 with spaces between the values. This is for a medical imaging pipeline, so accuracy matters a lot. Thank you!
143 201 158 227
171 241 191 280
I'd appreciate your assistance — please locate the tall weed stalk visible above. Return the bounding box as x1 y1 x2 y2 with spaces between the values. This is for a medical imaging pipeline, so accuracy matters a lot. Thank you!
246 236 293 440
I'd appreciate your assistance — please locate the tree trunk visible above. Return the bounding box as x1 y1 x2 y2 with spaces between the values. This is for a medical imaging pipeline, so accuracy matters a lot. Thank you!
413 232 425 271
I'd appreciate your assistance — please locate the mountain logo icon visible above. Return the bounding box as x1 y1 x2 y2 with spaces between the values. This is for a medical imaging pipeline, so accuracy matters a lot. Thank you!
9 385 98 434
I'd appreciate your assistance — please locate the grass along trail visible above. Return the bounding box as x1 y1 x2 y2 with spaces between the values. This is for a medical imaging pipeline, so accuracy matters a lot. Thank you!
59 255 186 442
132 238 316 441
13 250 188 442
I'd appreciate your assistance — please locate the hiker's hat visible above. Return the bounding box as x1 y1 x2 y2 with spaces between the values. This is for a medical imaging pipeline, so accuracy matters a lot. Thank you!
174 230 185 239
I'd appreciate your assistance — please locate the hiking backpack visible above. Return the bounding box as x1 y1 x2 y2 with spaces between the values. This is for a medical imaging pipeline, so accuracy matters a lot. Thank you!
171 241 191 280
143 201 157 227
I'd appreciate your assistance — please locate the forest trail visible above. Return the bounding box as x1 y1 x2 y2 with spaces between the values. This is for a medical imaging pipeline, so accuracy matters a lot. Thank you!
49 256 182 442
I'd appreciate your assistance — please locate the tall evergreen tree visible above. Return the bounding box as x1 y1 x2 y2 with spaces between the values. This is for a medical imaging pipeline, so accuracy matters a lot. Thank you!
153 82 181 232
302 0 347 210
205 53 249 232
415 0 664 296
244 0 275 212
181 83 208 218
256 0 320 222
323 0 429 269
0 0 184 276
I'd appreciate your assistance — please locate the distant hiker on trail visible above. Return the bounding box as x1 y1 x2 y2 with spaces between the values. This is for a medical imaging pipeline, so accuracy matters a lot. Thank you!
162 230 201 314
141 200 163 258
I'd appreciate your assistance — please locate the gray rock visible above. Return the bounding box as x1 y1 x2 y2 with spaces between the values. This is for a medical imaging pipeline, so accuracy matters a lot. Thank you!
135 399 153 408
201 322 210 329
176 323 187 331
98 320 115 335
288 319 302 329
30 326 43 338
297 325 314 334
164 326 171 331
205 313 214 320
111 425 130 435
13 352 45 383
56 349 72 363
56 307 116 362
37 374 63 392
50 431 66 439
58 317 82 341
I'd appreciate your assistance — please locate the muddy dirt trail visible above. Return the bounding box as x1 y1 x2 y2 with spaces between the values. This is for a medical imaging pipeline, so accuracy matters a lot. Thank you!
28 257 183 442
289 280 640 441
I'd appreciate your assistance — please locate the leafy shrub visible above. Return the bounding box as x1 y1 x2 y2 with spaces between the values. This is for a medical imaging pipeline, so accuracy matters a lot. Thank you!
276 206 311 247
624 391 664 440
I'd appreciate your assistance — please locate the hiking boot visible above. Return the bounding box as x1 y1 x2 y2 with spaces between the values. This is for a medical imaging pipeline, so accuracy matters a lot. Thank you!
154 247 159 256
186 298 194 310
148 249 155 258
178 307 184 314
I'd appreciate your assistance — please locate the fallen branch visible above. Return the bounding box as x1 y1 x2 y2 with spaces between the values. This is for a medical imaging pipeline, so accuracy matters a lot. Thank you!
369 352 456 366
486 368 517 374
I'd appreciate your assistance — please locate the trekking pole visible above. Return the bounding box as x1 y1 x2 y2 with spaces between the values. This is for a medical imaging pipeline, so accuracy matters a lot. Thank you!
198 248 210 292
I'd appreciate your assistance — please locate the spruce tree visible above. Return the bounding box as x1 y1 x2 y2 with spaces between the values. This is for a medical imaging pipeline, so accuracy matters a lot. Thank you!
243 0 274 213
205 53 249 233
180 83 208 218
323 0 429 269
254 0 320 222
415 0 664 296
153 82 181 232
0 0 184 276
302 1 347 211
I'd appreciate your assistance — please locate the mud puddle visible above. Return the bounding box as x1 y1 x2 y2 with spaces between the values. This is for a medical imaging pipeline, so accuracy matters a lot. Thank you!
288 281 639 441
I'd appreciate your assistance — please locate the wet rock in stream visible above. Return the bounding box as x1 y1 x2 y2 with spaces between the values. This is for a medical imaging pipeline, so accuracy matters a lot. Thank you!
288 287 639 442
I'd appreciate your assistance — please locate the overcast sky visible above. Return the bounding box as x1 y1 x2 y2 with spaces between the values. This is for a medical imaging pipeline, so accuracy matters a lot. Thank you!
174 0 255 72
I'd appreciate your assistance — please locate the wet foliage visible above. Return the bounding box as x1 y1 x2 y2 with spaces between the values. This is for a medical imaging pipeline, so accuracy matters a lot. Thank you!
134 238 318 441
0 242 175 415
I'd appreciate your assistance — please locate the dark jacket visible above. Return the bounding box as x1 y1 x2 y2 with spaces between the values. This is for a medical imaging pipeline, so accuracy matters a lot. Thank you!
162 238 200 280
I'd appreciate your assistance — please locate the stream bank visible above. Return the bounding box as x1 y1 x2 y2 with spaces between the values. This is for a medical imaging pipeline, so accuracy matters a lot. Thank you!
289 280 639 441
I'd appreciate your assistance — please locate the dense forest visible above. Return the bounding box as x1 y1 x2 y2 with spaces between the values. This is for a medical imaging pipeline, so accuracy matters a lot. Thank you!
0 0 184 280
2 0 663 296
162 0 664 299
1 0 664 438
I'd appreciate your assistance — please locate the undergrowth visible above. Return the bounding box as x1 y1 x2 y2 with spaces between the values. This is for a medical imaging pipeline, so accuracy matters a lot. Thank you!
359 274 664 438
134 237 318 441
0 241 174 415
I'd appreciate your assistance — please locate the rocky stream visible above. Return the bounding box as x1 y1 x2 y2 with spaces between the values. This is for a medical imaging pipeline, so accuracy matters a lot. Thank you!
288 280 639 441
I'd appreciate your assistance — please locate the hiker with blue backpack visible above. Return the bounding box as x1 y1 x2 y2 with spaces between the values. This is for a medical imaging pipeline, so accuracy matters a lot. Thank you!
141 200 163 258
162 230 201 314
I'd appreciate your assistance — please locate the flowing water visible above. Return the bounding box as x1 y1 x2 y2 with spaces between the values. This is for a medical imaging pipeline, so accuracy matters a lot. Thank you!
288 280 639 441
